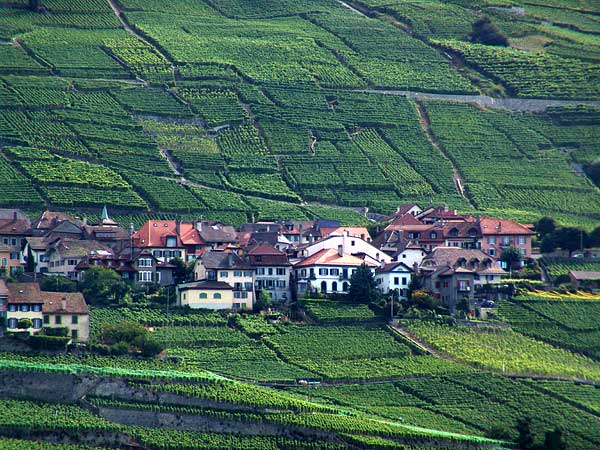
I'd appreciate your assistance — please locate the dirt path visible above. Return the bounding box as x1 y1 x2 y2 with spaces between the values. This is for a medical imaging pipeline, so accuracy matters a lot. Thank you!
357 89 600 112
337 0 367 17
414 102 474 207
159 149 181 176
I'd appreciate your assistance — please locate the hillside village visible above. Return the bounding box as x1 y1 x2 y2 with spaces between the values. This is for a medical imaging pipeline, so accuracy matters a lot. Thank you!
1 203 598 344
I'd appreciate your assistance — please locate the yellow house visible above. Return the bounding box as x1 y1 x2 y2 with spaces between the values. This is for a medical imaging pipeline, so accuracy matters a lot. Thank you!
5 282 89 342
192 251 254 309
177 280 239 310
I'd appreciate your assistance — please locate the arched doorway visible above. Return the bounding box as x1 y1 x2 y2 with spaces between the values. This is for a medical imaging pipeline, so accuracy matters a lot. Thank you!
332 281 338 292
320 281 327 293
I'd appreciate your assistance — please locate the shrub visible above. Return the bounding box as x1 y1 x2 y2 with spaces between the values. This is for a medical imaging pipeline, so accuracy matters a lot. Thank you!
28 335 70 350
468 17 508 46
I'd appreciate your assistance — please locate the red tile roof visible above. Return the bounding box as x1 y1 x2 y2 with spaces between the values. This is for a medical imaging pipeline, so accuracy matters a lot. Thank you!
132 221 183 248
6 283 88 314
295 248 376 268
479 218 534 236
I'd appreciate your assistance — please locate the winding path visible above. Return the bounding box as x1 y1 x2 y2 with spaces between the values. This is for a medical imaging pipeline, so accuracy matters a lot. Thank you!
356 89 600 112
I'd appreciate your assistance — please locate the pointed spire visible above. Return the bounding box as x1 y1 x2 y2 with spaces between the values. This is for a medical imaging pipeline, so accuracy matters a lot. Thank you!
101 205 109 221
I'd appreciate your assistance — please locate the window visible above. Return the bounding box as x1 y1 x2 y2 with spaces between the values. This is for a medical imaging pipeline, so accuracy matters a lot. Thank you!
214 293 222 299
276 268 286 276
43 315 49 324
155 272 161 283
330 268 339 276
32 318 42 329
11 238 16 246
268 268 273 276
300 269 306 277
10 252 19 260
502 236 510 245
488 248 496 257
402 277 407 286
487 236 496 244
67 259 78 266
319 268 328 276
331 281 338 292
449 228 458 237
233 302 241 308
71 330 78 340
518 236 526 245
351 240 355 246
1 258 7 266
394 277 399 285
430 232 437 239
138 258 153 267
55 315 62 325
199 293 208 299
320 281 327 293
244 282 252 291
8 304 17 312
276 280 286 288
220 271 229 278
458 280 470 291
72 315 78 325
153 250 163 258
402 254 407 259
2 238 7 245
166 236 177 248
234 271 242 277
7 318 17 329
244 271 252 277
255 255 262 262
138 271 152 282
19 304 29 312
255 268 265 275
435 281 441 289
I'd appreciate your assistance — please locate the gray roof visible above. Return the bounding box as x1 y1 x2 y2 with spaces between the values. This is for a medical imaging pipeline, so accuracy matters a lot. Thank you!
200 251 251 270
178 280 233 290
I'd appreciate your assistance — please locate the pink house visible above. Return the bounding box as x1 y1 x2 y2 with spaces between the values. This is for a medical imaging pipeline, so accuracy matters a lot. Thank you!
479 218 535 259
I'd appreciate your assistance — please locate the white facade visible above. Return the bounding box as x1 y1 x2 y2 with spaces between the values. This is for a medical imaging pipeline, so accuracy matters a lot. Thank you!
302 235 391 265
394 247 426 270
296 264 358 294
255 265 290 301
375 263 412 300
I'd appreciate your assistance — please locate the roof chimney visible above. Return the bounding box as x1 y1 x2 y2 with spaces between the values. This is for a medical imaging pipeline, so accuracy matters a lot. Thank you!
228 253 233 267
61 297 67 311
13 211 17 221
337 245 343 257
175 220 180 235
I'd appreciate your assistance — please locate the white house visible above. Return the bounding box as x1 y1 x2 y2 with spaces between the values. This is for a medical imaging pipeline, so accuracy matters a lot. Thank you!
294 247 377 295
246 243 291 302
375 262 412 300
392 241 427 270
300 233 391 266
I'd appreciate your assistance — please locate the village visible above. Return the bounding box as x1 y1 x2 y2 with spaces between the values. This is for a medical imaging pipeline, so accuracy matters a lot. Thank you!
3 203 596 347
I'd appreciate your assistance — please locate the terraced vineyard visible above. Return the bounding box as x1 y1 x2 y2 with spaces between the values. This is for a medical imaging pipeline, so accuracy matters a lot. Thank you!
0 0 598 227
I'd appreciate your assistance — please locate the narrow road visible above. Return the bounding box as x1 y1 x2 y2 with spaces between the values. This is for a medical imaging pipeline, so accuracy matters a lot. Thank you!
414 101 474 207
357 89 600 112
337 0 367 17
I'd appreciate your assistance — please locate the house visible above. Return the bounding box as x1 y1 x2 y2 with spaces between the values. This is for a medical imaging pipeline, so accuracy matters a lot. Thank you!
294 247 377 295
298 233 391 266
391 241 427 270
384 203 423 222
0 209 31 275
568 271 600 289
196 221 237 252
417 206 466 225
46 239 112 280
4 281 89 342
479 217 534 260
31 210 76 236
420 247 506 311
375 262 412 299
319 226 372 243
441 221 481 249
81 207 130 250
177 280 235 310
22 237 51 274
246 243 291 302
132 220 186 263
193 250 254 308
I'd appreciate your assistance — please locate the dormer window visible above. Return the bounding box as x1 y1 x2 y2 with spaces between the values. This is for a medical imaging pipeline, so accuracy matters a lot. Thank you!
166 236 177 248
430 232 437 239
468 228 478 238
449 228 458 238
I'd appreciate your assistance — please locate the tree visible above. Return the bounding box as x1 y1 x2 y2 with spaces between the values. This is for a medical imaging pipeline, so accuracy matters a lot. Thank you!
80 266 128 305
25 245 36 273
589 226 600 247
540 234 557 254
254 290 272 311
584 160 600 187
536 217 556 237
517 417 534 450
170 257 189 285
500 246 523 275
41 275 77 292
468 16 509 46
543 427 567 450
555 227 587 254
348 264 379 303
409 289 440 310
17 318 32 330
